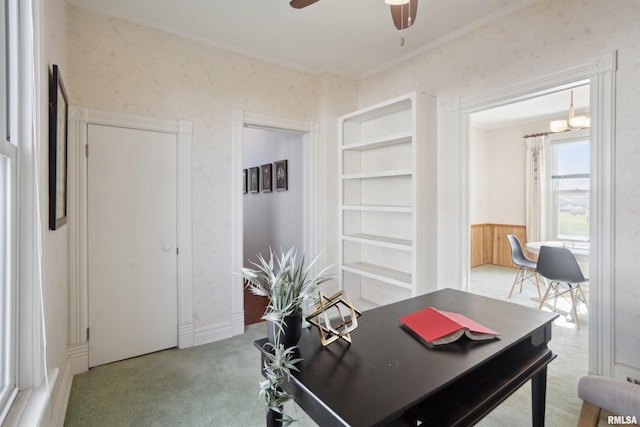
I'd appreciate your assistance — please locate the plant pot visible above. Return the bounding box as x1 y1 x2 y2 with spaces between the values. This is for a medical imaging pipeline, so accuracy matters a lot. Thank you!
267 308 302 348
266 408 283 427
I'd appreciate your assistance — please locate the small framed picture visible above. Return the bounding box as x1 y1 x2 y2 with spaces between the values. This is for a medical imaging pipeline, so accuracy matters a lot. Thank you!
243 169 247 194
274 159 288 191
261 163 272 193
249 167 260 193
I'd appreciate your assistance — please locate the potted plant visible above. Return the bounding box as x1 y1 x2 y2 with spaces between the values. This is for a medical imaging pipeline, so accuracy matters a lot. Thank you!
259 340 302 427
241 247 332 348
242 247 332 426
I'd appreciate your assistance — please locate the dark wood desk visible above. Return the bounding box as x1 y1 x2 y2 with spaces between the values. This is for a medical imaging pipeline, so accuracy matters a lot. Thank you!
255 288 558 426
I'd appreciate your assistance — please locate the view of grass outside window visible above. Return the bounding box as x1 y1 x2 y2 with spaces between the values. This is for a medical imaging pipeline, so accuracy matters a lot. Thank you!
550 138 589 243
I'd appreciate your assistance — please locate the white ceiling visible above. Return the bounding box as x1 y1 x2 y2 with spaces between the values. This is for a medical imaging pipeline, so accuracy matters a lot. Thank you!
471 84 591 130
67 0 539 79
66 0 589 128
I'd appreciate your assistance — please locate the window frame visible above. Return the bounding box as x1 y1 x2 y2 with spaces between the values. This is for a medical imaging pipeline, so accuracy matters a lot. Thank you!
0 0 18 421
546 129 590 244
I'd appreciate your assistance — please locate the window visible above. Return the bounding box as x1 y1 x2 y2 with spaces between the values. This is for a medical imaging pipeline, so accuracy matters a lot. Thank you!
548 132 590 243
0 0 17 421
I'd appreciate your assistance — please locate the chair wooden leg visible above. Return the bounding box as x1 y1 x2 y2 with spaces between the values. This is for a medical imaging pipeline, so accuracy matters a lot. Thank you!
509 269 522 298
534 272 542 302
539 279 553 309
570 287 580 329
577 400 601 427
578 284 588 307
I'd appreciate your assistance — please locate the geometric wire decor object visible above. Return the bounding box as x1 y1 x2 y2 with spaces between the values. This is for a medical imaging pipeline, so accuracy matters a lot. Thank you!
305 291 362 347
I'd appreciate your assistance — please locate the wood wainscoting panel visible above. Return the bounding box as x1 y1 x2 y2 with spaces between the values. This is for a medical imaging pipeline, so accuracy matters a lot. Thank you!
470 224 530 268
470 225 485 267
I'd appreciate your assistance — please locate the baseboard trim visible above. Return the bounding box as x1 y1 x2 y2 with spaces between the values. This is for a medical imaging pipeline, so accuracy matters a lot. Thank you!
179 322 195 348
67 342 89 375
193 322 233 346
231 311 244 336
49 360 73 427
47 343 89 427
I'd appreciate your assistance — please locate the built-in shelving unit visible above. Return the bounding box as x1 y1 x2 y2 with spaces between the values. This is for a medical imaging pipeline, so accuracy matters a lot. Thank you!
339 92 437 308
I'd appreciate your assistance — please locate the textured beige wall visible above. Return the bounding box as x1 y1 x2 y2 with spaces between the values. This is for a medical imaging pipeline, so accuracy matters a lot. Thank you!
356 0 640 377
41 0 70 391
63 0 640 378
66 5 358 333
37 0 74 423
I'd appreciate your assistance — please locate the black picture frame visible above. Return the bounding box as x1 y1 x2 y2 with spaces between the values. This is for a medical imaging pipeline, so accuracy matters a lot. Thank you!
49 64 68 230
274 159 288 191
249 167 260 193
243 169 248 194
261 163 272 193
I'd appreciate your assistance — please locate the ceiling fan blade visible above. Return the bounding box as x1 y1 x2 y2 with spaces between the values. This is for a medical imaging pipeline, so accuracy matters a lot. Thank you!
390 0 418 30
290 0 320 9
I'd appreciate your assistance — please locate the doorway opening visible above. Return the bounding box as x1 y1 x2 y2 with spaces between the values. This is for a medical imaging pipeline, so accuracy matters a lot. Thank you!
467 83 591 331
454 52 615 377
242 126 305 325
230 111 319 335
464 82 594 421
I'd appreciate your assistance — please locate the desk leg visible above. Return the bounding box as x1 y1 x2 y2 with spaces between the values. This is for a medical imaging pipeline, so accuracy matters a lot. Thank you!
531 366 548 427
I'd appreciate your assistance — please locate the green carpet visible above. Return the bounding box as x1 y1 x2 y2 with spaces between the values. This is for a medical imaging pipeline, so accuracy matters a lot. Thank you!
65 267 587 426
64 323 315 427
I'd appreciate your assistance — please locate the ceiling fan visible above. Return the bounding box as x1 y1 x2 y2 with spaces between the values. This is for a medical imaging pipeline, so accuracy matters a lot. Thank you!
289 0 418 30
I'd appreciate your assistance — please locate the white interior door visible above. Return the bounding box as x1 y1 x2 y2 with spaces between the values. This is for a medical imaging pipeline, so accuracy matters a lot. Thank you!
88 124 178 367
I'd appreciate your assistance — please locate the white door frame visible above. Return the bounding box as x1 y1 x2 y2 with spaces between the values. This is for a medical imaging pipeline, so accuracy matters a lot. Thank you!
451 52 616 376
67 107 194 373
231 110 319 335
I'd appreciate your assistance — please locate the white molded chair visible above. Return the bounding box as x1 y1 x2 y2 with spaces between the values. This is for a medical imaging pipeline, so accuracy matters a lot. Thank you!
536 245 588 329
506 234 542 301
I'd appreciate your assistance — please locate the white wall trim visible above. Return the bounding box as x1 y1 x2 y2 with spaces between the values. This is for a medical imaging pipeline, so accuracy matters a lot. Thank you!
231 110 320 335
193 322 234 347
68 106 88 346
588 53 617 378
48 361 73 427
68 107 195 374
448 107 468 290
86 110 182 133
3 370 58 427
231 109 245 337
66 342 89 376
303 122 321 266
176 120 194 349
452 51 617 377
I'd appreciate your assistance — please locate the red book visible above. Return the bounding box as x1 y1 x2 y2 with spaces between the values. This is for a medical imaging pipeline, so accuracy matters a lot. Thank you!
399 306 500 346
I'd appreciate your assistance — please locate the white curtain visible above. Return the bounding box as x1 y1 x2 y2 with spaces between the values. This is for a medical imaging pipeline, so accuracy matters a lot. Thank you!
525 136 545 243
19 0 49 402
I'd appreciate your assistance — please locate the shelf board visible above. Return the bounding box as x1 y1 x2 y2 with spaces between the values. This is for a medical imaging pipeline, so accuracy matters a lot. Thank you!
340 95 412 122
342 262 412 289
341 169 413 180
342 131 412 151
342 233 412 251
341 205 413 213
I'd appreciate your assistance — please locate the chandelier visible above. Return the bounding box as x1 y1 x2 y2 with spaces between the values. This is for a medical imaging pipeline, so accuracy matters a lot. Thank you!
549 90 590 133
